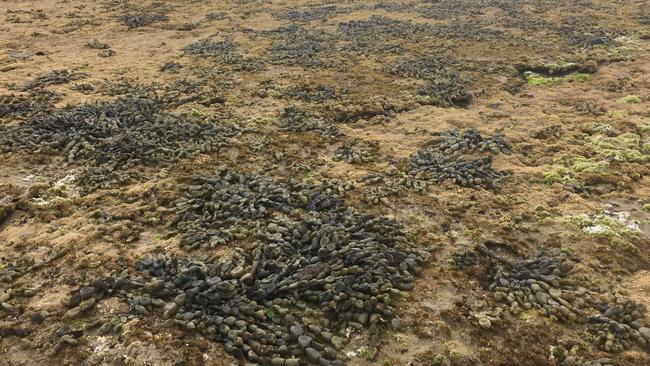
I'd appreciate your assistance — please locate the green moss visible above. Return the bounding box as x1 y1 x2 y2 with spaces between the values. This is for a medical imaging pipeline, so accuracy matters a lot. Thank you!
357 345 376 360
542 156 608 186
432 353 446 365
123 356 136 366
246 116 278 126
392 333 407 345
189 108 204 117
607 111 626 119
412 215 426 223
524 71 590 86
571 73 591 82
618 95 641 104
448 351 462 361
637 121 650 136
414 94 440 105
568 212 640 251
398 291 410 300
589 133 649 163
517 310 534 321
570 156 609 173
542 168 568 186
69 318 88 328
640 199 650 212
266 85 289 98
582 122 618 136
534 205 551 221
302 170 320 184
525 71 561 86
264 307 280 319
551 346 565 361
448 230 459 241
560 247 574 255
601 42 633 62
637 121 650 155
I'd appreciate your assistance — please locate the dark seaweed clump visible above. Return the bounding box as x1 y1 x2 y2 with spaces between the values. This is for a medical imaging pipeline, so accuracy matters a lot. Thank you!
62 169 431 364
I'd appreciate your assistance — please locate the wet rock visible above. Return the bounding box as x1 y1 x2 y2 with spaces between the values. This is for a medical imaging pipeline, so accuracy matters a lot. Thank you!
338 15 428 54
120 11 168 29
66 168 428 364
471 246 649 352
290 325 304 338
478 317 492 329
285 359 300 366
98 49 116 58
408 128 512 189
563 356 579 366
146 279 165 292
298 335 312 348
332 139 379 164
163 302 178 319
230 266 246 279
240 273 254 285
183 38 241 65
330 336 345 350
85 39 110 49
305 347 321 362
265 25 332 68
0 90 60 119
391 317 403 330
536 292 550 305
63 307 81 320
21 70 85 90
79 287 95 300
639 326 650 340
277 106 342 138
1 94 239 194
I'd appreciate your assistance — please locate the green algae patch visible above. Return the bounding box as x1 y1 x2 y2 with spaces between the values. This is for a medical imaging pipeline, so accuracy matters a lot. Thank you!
588 132 649 163
413 94 441 106
533 205 553 222
618 95 641 104
570 73 591 82
543 156 608 186
638 121 650 135
582 122 619 136
543 128 649 186
245 116 279 126
568 211 641 251
524 71 590 86
639 198 650 212
640 123 650 155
